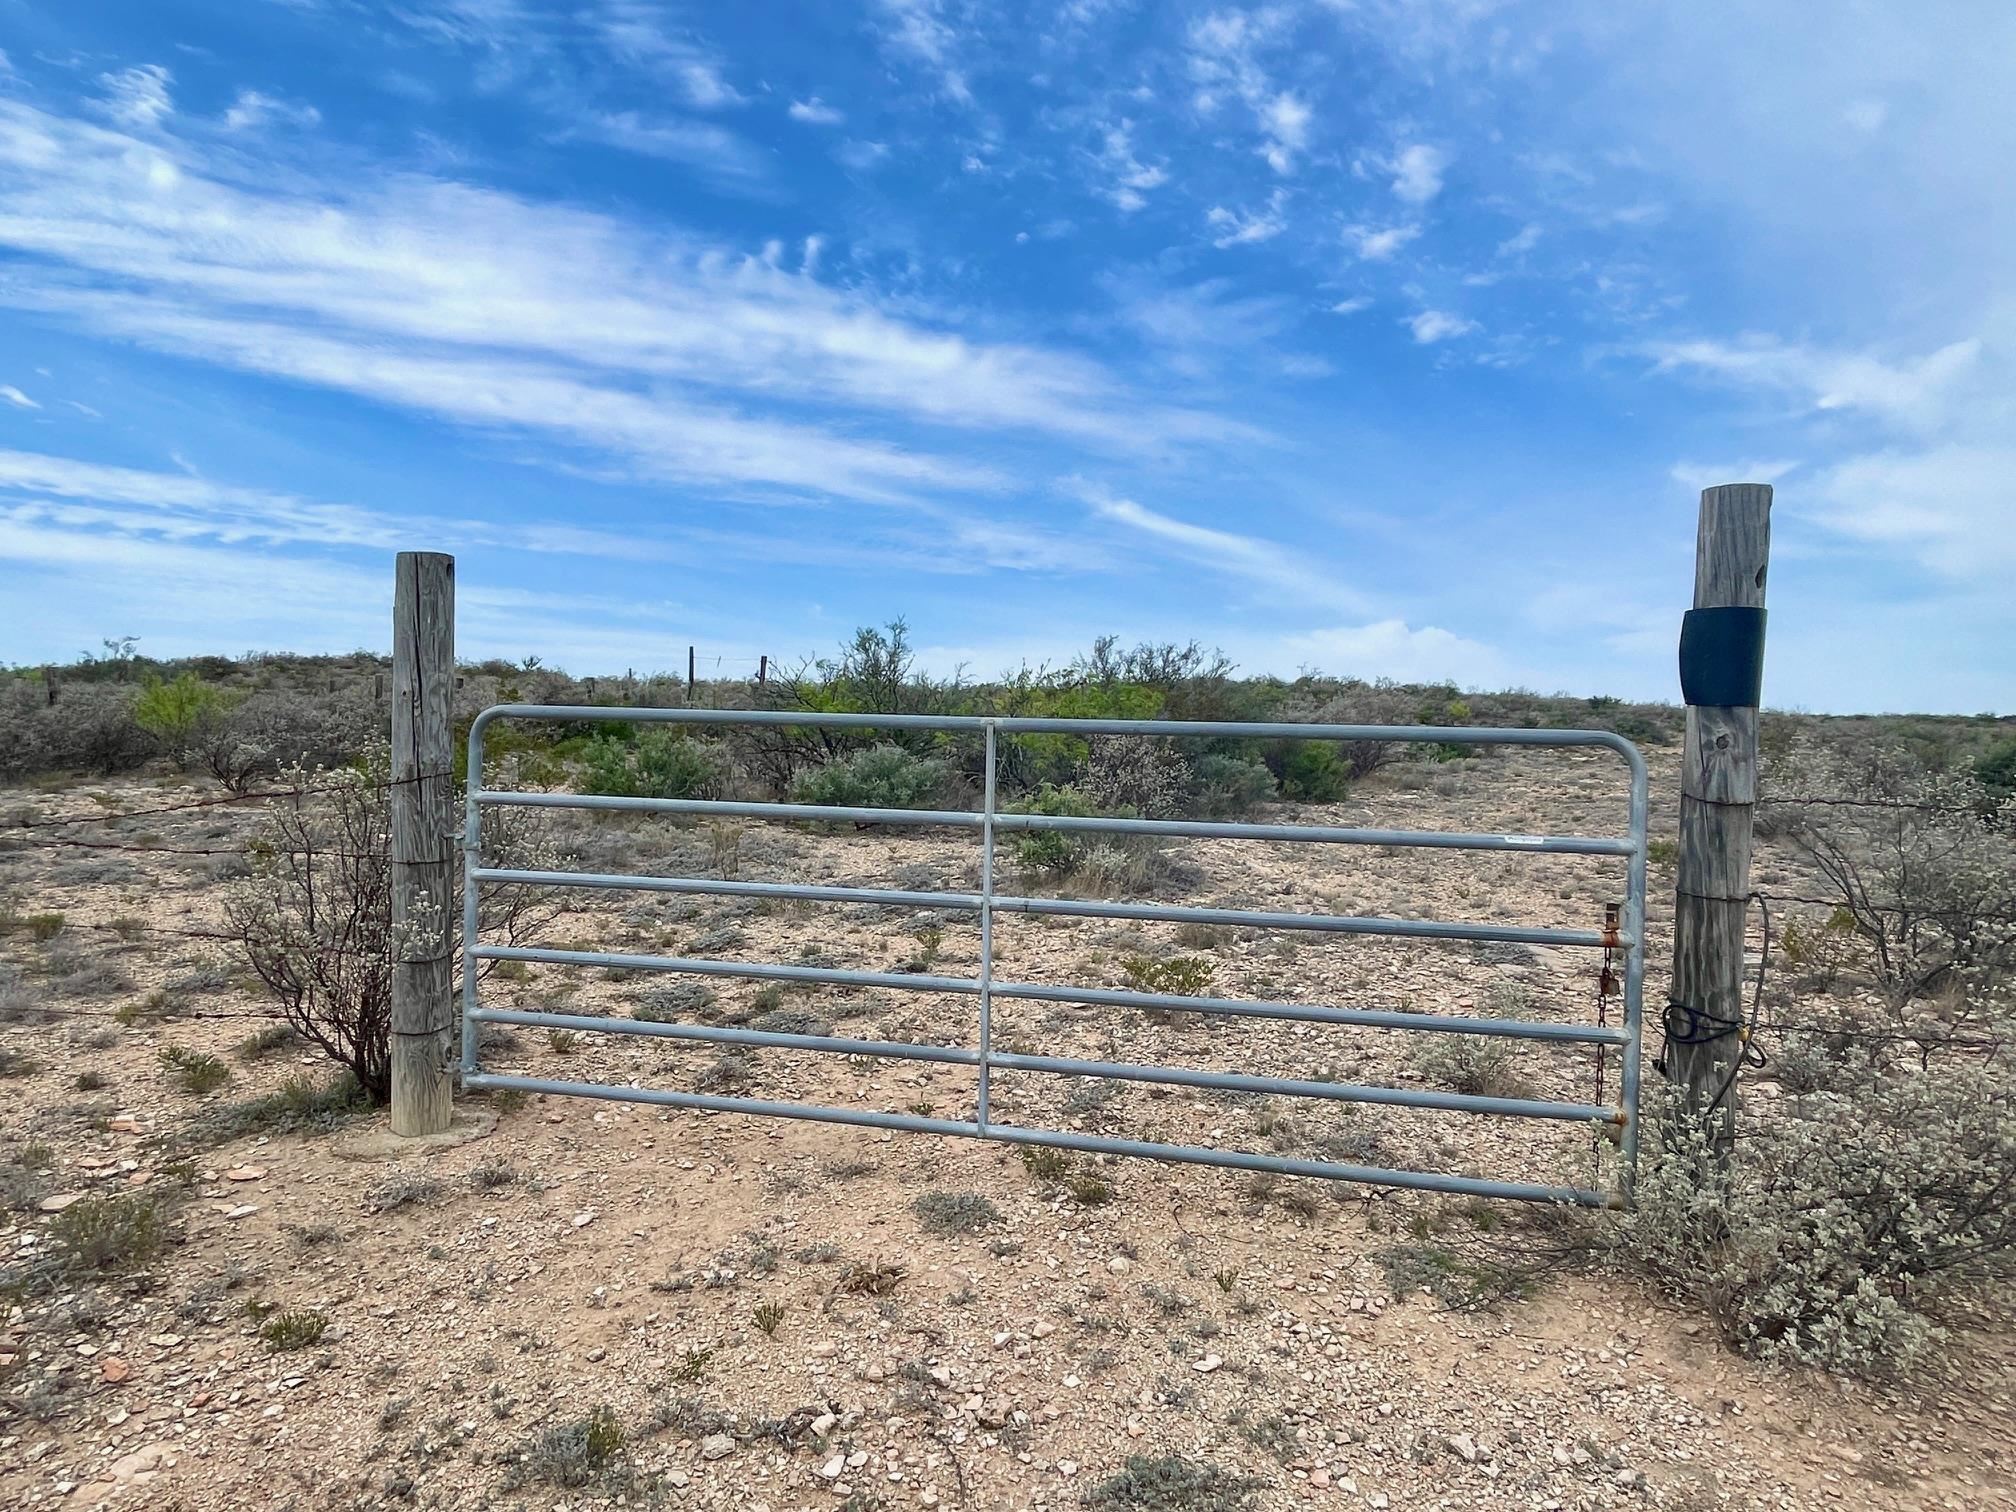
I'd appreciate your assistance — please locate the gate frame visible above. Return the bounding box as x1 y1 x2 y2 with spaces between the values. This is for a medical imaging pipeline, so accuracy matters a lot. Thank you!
459 708 1648 1207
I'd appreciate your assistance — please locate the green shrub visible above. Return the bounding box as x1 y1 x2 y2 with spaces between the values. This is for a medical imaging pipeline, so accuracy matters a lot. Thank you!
51 1193 167 1273
1120 955 1215 997
160 1046 231 1094
260 1309 329 1351
1978 738 2016 799
913 1191 1002 1235
790 744 951 811
512 1404 631 1490
1188 753 1275 818
1276 742 1348 802
134 673 238 770
580 727 724 800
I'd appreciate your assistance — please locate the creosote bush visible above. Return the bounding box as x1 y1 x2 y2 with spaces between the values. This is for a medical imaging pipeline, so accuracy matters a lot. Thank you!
790 743 951 812
225 749 565 1103
580 726 725 800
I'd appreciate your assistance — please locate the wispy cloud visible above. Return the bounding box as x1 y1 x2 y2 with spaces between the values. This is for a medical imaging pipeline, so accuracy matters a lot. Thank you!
96 65 173 129
1645 335 1983 430
1206 189 1288 247
1096 121 1168 212
569 110 774 191
1346 223 1419 261
1077 482 1368 615
788 97 845 126
876 0 973 104
222 90 322 132
1408 309 1477 343
0 385 39 410
591 1 747 108
1390 143 1446 204
1187 10 1313 174
0 97 1238 508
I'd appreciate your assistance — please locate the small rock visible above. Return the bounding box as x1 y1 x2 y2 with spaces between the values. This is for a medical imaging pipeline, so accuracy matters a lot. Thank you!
224 1204 259 1220
1031 1321 1056 1339
585 1347 606 1363
818 1454 845 1480
39 1193 85 1213
99 1358 132 1384
700 1433 735 1461
1447 1434 1479 1464
224 1167 266 1182
572 1211 597 1228
1107 1257 1132 1275
1192 1354 1222 1374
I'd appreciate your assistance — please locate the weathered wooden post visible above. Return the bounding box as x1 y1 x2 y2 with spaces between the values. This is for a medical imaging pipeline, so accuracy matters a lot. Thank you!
391 552 455 1136
1665 484 1771 1158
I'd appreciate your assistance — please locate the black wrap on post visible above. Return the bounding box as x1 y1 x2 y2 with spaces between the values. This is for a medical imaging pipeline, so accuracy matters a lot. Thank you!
1678 606 1766 708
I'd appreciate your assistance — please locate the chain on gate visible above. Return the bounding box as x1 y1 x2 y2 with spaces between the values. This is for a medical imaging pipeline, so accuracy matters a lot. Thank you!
1592 901 1621 1180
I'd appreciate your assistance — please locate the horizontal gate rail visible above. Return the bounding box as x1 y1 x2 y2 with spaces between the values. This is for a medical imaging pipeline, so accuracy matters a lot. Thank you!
457 1071 1611 1207
462 704 1650 1207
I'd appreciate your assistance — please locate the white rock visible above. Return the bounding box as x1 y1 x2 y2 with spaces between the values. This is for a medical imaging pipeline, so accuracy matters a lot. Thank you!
1192 1354 1223 1374
1447 1433 1479 1464
700 1432 735 1461
818 1454 845 1480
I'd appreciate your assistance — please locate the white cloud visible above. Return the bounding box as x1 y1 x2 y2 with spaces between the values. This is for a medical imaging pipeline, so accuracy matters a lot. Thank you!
222 90 322 132
1096 121 1167 212
1205 190 1287 247
1346 223 1419 261
788 97 845 126
0 97 1239 506
592 2 747 109
1390 143 1447 204
96 65 173 129
0 384 38 410
1407 310 1477 343
876 0 973 104
1187 10 1315 174
836 138 892 171
1078 482 1369 615
1668 459 1800 493
1260 93 1312 174
1812 445 2016 577
1644 335 1983 430
570 112 773 192
1328 296 1372 315
1497 222 1541 256
1281 619 1510 687
1841 98 1887 135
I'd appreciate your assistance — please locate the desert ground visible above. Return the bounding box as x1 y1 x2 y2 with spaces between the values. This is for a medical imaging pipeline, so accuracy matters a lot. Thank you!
2 743 2010 1511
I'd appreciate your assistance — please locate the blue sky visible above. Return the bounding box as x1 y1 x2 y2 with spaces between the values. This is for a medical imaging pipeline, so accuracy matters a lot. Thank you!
0 2 2010 711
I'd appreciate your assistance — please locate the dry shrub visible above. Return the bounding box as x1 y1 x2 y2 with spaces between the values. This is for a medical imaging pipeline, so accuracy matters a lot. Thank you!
225 749 566 1102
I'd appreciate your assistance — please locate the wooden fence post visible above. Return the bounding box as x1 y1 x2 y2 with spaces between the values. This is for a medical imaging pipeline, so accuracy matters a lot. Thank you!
1666 484 1771 1158
391 552 455 1136
687 645 697 703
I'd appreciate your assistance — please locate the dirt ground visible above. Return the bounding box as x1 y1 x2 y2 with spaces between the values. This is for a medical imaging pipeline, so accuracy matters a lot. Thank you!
2 745 2011 1511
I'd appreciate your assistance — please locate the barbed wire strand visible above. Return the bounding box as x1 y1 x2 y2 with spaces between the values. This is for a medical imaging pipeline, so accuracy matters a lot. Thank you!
5 770 454 831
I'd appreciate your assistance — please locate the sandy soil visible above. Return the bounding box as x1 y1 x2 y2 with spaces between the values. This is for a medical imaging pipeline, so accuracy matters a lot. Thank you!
1 745 2010 1511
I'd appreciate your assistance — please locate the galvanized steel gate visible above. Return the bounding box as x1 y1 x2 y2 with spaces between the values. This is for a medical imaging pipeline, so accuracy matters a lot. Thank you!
459 709 1648 1207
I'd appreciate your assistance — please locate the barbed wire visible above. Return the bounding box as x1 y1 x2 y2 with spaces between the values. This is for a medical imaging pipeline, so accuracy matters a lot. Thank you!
4 835 386 861
1752 890 2016 925
5 770 453 831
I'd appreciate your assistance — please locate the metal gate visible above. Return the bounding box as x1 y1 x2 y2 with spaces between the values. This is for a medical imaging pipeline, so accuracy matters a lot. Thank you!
459 709 1648 1207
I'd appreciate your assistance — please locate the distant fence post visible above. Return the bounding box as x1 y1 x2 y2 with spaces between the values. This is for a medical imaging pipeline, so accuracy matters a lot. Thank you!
687 645 697 703
1665 484 1771 1160
391 552 456 1136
